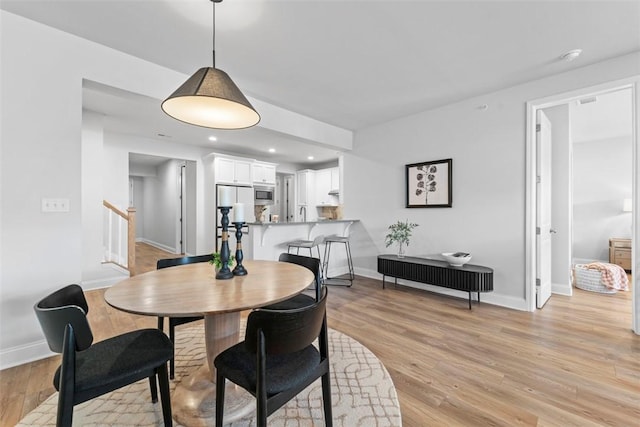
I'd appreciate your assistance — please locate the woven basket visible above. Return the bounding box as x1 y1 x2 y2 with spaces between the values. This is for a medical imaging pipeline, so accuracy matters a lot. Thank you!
574 264 617 294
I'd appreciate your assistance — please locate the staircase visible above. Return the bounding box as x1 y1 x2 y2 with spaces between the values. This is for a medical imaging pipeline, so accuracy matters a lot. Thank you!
103 200 136 275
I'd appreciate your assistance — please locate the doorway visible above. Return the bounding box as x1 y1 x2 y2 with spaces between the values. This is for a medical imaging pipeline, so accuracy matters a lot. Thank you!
129 154 197 255
526 77 639 334
276 172 295 222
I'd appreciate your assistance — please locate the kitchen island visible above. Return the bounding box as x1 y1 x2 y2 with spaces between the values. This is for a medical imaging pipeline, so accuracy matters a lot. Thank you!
242 220 357 272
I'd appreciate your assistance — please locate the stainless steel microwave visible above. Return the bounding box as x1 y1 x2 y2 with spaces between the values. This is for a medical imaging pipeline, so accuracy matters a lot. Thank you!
254 186 275 205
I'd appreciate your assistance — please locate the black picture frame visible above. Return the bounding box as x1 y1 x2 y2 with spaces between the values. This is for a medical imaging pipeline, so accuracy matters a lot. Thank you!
405 158 452 208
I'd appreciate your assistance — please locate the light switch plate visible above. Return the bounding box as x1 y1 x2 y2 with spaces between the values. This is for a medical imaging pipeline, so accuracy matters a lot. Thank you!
42 198 70 212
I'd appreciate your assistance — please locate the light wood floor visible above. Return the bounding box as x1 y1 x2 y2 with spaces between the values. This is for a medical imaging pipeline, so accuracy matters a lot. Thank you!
2 244 638 426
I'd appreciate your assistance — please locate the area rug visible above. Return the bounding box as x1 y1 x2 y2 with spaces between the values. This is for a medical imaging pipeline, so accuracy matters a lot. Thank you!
18 324 401 426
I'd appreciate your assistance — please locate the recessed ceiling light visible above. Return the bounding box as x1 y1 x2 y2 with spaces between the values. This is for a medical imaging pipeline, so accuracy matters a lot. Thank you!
208 136 217 142
307 156 314 160
268 148 276 153
560 49 582 62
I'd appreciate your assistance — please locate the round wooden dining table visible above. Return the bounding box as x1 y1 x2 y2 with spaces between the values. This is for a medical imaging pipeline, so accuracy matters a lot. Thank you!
104 259 314 427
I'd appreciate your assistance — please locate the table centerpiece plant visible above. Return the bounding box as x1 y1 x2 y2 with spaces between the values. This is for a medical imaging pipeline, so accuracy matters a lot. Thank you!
210 252 235 273
385 219 419 258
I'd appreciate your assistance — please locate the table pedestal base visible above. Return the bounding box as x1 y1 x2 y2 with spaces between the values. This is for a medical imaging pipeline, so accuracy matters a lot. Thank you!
173 364 255 426
173 311 255 426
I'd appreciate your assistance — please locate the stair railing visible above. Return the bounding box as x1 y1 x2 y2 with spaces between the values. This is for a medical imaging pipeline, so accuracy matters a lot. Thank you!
103 200 136 275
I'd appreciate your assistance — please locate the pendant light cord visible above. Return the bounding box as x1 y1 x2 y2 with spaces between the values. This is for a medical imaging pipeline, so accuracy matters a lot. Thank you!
212 0 216 68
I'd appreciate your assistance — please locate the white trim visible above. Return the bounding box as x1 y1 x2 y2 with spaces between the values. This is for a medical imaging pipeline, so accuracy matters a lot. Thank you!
526 76 639 333
552 282 572 296
0 340 54 370
81 274 127 290
139 238 177 254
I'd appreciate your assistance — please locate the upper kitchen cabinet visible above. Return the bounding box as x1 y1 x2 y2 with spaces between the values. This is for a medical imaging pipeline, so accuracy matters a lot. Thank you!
315 167 340 206
296 169 315 206
330 167 340 193
253 162 277 185
215 156 253 186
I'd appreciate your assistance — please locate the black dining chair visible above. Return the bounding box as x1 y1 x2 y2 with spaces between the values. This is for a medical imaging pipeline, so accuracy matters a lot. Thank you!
156 253 212 379
34 284 173 427
262 253 323 310
214 287 332 427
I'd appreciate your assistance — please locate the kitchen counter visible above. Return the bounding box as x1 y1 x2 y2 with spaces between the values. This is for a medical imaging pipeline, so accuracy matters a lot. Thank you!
248 219 356 226
242 220 359 262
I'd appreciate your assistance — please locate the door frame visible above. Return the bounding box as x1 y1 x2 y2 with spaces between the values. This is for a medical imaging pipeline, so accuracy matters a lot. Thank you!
525 76 639 334
535 109 553 308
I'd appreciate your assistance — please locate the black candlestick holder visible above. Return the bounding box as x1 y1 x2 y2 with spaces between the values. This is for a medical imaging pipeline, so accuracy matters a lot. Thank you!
232 222 248 276
216 207 233 279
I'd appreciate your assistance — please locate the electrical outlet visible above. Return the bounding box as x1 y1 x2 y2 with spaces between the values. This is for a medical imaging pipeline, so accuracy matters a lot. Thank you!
42 198 70 212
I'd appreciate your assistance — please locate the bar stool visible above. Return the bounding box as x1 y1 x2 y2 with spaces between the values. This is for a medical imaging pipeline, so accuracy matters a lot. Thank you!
287 234 325 263
322 234 354 287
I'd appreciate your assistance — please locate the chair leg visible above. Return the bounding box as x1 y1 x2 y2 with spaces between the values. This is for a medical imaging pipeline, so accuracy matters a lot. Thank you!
57 325 76 427
345 241 355 283
56 395 73 427
157 362 173 427
321 371 333 427
257 331 268 427
324 240 353 287
322 241 331 281
149 373 158 403
56 382 74 427
215 372 225 427
169 323 176 380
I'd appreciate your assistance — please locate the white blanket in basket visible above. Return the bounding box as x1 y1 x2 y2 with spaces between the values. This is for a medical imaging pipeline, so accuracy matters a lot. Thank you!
583 262 629 291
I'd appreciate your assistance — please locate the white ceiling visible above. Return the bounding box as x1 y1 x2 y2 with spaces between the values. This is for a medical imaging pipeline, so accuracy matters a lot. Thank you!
3 0 639 165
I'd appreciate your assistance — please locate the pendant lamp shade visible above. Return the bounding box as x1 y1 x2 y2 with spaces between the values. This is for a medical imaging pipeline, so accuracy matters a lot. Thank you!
162 67 260 129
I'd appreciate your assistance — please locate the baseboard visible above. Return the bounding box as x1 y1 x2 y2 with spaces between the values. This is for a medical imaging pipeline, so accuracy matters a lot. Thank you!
81 274 128 291
139 238 177 254
0 339 54 370
355 266 528 311
552 282 573 296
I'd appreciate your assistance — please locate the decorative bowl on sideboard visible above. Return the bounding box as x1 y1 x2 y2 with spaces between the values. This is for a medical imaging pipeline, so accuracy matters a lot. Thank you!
441 252 472 267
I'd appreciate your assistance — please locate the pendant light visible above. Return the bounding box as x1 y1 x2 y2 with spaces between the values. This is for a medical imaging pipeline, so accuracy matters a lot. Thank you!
161 0 260 130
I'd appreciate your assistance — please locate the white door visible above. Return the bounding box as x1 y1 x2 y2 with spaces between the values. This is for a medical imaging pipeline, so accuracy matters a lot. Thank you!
284 174 295 222
536 110 553 308
179 164 186 254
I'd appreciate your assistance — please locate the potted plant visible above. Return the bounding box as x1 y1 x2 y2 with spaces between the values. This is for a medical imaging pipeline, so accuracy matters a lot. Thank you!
210 252 235 272
385 220 419 258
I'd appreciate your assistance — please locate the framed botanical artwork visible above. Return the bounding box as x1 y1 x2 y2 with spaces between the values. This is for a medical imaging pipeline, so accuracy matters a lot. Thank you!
405 158 452 208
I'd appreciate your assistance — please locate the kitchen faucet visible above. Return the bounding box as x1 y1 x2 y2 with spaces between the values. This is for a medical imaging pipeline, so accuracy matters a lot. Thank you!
299 206 306 222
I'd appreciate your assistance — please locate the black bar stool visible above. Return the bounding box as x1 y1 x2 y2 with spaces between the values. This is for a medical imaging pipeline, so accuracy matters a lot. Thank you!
322 234 354 287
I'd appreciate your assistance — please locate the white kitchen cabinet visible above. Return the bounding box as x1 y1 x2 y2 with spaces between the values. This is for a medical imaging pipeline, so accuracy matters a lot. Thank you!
330 167 340 192
215 157 253 186
314 167 339 206
253 162 276 185
314 168 332 206
296 169 315 207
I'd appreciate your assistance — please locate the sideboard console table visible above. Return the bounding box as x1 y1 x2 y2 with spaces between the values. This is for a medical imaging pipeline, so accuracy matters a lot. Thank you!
377 255 494 309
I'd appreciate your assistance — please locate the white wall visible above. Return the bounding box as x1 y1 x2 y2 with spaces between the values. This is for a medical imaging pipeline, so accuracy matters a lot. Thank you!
343 52 640 310
544 104 572 294
1 9 639 368
185 161 198 255
82 110 109 283
130 176 145 240
572 136 633 261
0 11 349 368
141 159 179 252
